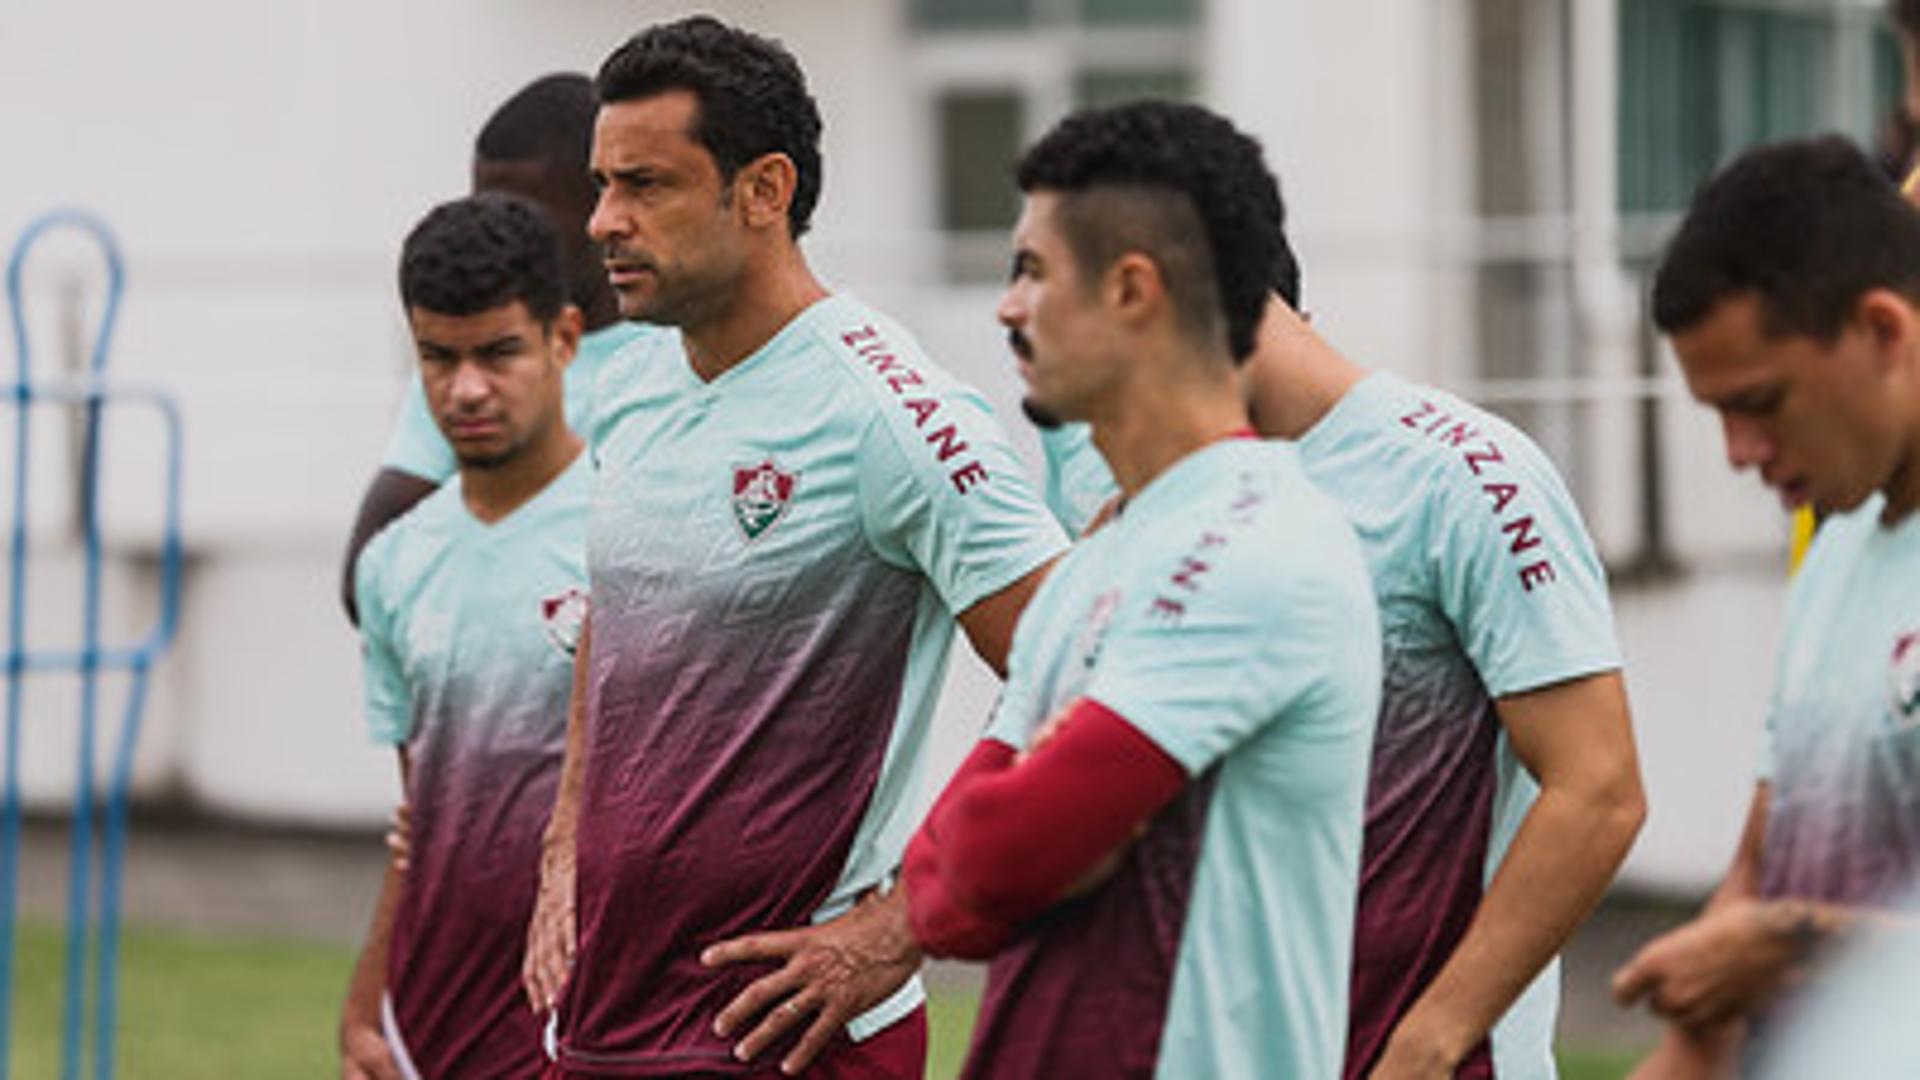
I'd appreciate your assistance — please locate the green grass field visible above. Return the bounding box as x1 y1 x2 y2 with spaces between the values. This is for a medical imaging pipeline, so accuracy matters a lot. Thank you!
6 920 1640 1078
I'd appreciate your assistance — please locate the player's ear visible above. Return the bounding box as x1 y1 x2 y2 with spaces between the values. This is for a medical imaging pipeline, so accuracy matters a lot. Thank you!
551 305 584 369
735 152 797 233
1108 251 1166 329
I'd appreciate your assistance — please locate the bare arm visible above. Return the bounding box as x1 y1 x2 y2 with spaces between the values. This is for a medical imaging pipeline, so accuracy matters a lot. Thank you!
523 614 591 1013
1610 785 1767 1079
954 559 1056 678
340 751 411 1080
340 469 439 625
1370 671 1645 1079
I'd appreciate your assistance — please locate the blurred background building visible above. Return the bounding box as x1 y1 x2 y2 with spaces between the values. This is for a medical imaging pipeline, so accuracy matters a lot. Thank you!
0 0 1899 893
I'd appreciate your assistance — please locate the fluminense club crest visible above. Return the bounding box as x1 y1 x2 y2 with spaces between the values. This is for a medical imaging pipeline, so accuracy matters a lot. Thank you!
540 587 589 657
1888 630 1920 732
732 459 797 542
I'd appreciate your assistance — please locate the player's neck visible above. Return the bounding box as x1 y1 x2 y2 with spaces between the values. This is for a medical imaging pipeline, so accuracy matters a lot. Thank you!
1879 364 1920 526
1245 302 1366 441
1884 435 1920 527
462 429 584 525
681 249 828 383
1090 367 1251 500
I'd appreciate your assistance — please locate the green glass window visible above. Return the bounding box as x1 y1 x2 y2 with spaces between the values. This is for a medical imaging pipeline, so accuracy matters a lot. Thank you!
1073 67 1194 107
1620 0 1898 213
1079 0 1198 26
911 0 1033 31
939 92 1025 232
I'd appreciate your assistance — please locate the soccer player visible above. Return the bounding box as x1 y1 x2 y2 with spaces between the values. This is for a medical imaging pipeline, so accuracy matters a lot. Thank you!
339 73 655 622
902 101 1383 1079
527 17 1066 1078
339 192 588 1079
1611 136 1920 1074
1034 176 1642 1080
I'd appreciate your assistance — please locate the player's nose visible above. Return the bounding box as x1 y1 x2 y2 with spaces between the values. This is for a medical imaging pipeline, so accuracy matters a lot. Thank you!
995 286 1027 332
587 189 623 245
449 359 492 404
1720 413 1772 471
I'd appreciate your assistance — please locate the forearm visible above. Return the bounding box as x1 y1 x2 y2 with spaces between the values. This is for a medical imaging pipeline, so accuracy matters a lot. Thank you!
1391 774 1643 1064
544 619 592 854
343 840 407 1030
902 809 1015 960
1752 896 1919 961
935 701 1184 923
1703 785 1769 913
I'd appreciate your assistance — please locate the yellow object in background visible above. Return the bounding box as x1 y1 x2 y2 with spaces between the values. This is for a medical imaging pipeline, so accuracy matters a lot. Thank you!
1789 506 1817 574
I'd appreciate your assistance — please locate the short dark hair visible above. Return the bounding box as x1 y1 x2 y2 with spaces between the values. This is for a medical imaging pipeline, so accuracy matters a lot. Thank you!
1016 101 1284 361
596 16 824 238
399 192 567 323
1651 135 1920 341
1272 237 1302 310
475 73 597 172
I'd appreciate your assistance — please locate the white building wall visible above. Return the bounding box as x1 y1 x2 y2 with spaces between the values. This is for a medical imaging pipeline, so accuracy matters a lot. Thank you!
0 0 1803 892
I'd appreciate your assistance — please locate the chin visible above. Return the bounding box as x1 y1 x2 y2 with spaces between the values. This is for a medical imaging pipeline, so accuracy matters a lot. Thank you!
456 450 513 471
1021 398 1065 430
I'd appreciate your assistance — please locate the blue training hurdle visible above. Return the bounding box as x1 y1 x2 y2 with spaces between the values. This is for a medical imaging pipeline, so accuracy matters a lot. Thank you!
2 211 184 1080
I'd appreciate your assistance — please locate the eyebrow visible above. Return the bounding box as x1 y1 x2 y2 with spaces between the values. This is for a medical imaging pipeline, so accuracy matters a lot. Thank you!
1715 383 1785 413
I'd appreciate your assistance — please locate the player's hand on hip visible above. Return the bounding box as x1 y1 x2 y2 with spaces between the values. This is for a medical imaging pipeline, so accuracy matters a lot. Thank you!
384 803 412 872
701 885 922 1075
522 837 577 1015
1611 899 1799 1028
340 1020 402 1080
1365 1016 1468 1080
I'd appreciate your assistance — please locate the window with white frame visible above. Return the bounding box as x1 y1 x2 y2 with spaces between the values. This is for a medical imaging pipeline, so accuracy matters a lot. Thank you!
1460 0 1896 573
910 0 1201 280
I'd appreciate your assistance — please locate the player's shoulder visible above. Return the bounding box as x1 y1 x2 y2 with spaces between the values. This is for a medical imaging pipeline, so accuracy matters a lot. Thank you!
1133 440 1367 605
589 322 677 395
798 294 1018 478
796 294 976 413
1794 495 1889 590
354 485 456 627
1328 373 1581 523
361 482 466 590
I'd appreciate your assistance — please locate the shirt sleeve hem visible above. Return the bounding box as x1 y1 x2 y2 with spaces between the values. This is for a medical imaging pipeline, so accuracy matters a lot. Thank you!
1483 652 1623 700
943 536 1068 617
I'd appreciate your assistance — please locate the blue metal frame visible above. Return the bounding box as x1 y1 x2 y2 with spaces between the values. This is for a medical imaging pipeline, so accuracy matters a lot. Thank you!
3 210 184 1080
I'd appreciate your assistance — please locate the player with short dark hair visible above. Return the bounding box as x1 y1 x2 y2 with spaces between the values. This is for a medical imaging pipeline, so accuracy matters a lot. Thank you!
594 15 824 240
1034 113 1643 1080
340 73 654 623
526 17 1066 1078
902 100 1382 1079
340 191 588 1080
1613 134 1920 1074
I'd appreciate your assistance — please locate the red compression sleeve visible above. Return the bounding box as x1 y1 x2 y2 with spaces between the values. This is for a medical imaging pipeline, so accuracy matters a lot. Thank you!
903 741 1019 959
934 698 1188 925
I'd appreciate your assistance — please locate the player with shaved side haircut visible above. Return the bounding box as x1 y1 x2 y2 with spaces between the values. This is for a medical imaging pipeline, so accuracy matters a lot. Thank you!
903 100 1383 1080
1035 112 1643 1080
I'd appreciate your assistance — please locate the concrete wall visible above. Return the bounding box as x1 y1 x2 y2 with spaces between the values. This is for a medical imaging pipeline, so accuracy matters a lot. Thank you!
0 0 1808 893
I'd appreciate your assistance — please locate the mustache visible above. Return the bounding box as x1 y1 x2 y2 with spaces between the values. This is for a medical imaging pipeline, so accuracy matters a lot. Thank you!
602 247 657 270
1007 327 1032 361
